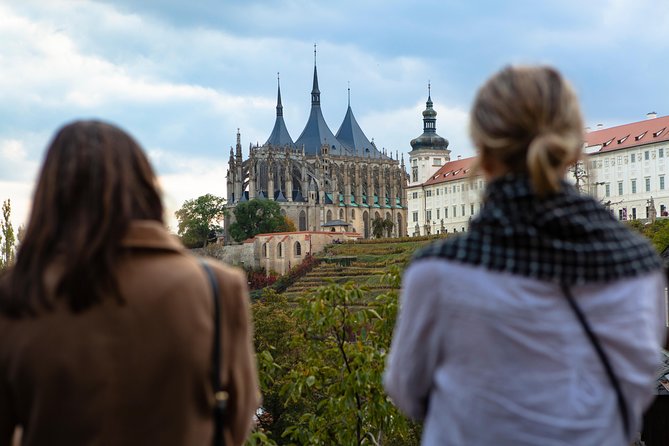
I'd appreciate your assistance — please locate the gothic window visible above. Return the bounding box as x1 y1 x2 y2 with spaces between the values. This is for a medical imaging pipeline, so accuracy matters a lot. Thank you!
278 242 283 258
262 243 268 258
294 242 302 256
339 209 344 219
299 210 307 231
326 210 332 222
351 209 355 219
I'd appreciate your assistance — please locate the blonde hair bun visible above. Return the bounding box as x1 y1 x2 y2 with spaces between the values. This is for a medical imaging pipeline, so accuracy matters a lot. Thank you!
470 65 584 196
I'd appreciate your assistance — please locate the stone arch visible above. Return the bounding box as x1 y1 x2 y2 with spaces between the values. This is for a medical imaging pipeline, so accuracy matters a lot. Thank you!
262 242 268 258
326 209 333 222
299 210 307 231
294 241 302 256
339 209 344 220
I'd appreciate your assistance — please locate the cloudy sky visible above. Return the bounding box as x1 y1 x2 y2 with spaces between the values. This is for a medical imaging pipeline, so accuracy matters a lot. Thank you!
1 0 667 230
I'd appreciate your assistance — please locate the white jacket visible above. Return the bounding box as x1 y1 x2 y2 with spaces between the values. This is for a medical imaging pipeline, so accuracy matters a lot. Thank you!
384 259 666 446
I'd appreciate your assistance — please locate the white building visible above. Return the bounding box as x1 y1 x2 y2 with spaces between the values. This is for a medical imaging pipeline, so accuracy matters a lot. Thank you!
406 113 669 236
583 113 669 221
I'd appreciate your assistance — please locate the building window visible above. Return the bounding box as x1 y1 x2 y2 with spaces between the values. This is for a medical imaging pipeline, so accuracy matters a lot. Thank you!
461 204 465 216
661 175 665 190
436 188 440 196
631 153 636 163
617 156 622 165
262 243 268 258
645 151 650 160
632 208 637 220
433 158 442 166
436 209 440 219
412 192 418 199
453 206 457 217
631 179 637 194
604 158 609 168
470 203 475 215
426 190 432 197
618 181 623 195
645 177 651 192
412 211 418 222
660 148 665 158
351 209 355 219
444 207 448 218
605 183 610 197
294 242 302 256
412 167 418 183
426 210 432 221
278 242 283 258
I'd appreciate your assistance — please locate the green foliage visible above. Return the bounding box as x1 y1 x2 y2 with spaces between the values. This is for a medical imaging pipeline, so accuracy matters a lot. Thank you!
626 218 669 253
252 266 419 445
175 194 226 248
229 199 290 242
0 199 16 269
371 216 385 239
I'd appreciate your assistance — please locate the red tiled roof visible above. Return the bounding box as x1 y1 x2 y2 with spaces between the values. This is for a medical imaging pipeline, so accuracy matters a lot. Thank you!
585 115 669 153
423 156 477 186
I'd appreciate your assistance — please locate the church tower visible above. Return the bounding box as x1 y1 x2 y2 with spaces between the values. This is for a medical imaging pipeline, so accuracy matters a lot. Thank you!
408 84 450 186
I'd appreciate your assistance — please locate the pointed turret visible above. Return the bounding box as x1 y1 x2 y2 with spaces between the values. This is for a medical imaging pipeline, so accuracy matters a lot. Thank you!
265 73 294 147
335 85 386 159
295 46 348 156
235 129 243 161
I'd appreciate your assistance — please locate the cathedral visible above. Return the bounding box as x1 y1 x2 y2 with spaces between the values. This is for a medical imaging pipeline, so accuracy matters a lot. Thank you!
225 55 408 241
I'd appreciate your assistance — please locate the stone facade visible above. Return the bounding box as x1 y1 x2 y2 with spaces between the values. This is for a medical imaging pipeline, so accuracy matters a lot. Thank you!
225 54 408 242
254 231 361 275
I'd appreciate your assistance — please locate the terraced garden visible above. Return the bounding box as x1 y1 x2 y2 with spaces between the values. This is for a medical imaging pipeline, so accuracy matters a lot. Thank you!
282 238 436 299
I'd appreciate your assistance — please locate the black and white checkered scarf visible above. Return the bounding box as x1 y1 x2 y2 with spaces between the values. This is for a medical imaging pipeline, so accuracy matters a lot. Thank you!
414 174 662 285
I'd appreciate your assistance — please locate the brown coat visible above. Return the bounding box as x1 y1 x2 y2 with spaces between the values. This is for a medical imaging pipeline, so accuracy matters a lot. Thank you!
0 221 259 446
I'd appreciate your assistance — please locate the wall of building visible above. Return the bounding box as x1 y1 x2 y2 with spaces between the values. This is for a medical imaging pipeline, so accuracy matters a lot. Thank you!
254 231 361 275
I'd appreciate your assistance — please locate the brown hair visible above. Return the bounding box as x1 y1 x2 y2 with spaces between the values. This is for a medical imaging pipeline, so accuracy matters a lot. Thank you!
470 65 584 195
2 120 163 316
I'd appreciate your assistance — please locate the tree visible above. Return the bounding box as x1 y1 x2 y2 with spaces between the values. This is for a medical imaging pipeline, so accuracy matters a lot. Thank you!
0 199 16 269
384 217 394 238
274 271 420 445
371 216 385 239
228 199 289 242
175 194 226 248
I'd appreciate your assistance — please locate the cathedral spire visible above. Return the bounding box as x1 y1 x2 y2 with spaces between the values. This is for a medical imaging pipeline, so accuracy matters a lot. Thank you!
276 72 283 117
311 44 320 107
347 81 351 107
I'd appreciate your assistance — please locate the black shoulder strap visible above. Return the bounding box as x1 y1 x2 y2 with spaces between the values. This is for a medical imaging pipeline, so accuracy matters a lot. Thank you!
560 283 630 439
201 260 227 446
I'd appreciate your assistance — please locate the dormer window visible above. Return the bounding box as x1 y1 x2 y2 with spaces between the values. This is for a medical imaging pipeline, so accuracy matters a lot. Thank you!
602 138 614 147
617 135 629 144
635 131 647 141
654 127 666 137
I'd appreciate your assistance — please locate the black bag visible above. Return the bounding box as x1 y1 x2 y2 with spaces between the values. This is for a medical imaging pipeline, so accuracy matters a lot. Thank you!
202 261 229 446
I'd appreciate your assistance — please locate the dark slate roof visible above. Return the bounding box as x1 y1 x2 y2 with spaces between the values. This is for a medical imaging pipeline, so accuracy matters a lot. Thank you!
265 80 294 147
322 219 350 227
336 105 386 159
295 105 350 156
295 64 350 156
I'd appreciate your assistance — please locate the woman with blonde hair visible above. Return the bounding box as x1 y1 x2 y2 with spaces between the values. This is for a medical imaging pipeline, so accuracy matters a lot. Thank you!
0 120 259 446
384 66 665 445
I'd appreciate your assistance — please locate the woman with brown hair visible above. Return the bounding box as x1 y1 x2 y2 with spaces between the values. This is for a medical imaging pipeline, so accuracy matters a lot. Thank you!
0 120 259 446
384 66 666 445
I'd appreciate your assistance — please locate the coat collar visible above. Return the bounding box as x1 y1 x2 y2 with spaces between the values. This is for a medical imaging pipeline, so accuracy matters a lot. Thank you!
121 220 185 252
